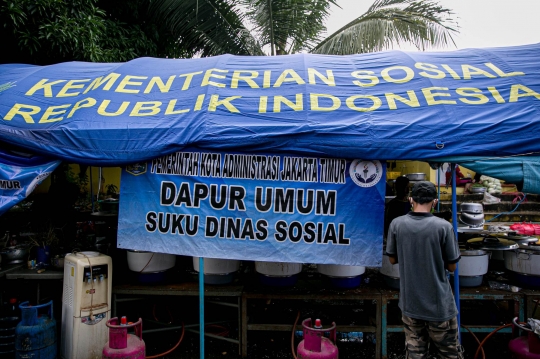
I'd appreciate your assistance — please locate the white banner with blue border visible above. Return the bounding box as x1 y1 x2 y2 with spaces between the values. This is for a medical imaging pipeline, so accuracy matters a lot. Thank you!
118 150 385 266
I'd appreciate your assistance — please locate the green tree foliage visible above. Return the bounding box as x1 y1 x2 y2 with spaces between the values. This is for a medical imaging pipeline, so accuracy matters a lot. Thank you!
312 0 458 54
0 0 198 64
0 0 457 65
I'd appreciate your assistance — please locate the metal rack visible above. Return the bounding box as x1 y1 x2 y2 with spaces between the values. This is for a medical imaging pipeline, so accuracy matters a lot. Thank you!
113 282 244 355
241 276 382 358
379 285 524 359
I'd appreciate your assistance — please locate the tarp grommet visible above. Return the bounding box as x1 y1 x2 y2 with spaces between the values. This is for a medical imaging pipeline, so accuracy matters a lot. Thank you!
435 141 444 149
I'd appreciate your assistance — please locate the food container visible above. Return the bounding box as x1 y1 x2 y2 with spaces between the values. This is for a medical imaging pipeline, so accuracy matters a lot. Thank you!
406 173 426 181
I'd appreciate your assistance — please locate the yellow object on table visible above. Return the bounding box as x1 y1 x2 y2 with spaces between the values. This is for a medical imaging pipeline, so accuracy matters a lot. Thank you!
387 172 401 180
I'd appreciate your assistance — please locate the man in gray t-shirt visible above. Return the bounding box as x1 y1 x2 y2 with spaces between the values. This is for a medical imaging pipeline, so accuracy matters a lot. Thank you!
386 181 461 359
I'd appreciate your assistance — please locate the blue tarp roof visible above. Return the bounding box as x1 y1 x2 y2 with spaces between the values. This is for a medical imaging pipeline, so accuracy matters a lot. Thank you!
0 43 540 192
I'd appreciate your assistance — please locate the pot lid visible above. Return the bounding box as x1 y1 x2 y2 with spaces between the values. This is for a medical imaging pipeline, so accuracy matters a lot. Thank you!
467 236 518 250
460 249 488 256
457 226 487 233
518 237 540 251
501 233 538 243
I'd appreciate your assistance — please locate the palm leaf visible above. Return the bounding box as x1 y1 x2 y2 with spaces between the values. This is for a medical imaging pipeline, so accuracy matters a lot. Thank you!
242 0 338 55
148 0 264 56
312 0 457 55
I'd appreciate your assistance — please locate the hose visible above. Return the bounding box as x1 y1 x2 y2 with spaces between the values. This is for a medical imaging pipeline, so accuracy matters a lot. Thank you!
203 324 230 337
146 321 185 359
486 192 527 222
291 310 301 359
461 324 485 359
152 303 173 325
473 323 512 359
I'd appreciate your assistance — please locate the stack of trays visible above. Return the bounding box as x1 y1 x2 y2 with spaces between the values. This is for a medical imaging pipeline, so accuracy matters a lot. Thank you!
459 202 484 227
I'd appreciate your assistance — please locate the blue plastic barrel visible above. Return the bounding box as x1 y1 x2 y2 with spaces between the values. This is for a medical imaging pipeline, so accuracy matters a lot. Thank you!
15 301 56 359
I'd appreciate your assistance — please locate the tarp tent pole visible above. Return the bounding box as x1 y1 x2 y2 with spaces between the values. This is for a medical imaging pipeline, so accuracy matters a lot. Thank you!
451 164 462 343
199 257 205 359
437 167 441 211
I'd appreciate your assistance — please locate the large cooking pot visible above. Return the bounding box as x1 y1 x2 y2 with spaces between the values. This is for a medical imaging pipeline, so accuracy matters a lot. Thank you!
457 249 489 287
504 249 540 276
379 253 400 289
317 265 365 288
406 173 426 181
193 257 240 284
460 202 483 214
255 261 302 286
460 250 489 275
127 250 176 273
467 235 518 271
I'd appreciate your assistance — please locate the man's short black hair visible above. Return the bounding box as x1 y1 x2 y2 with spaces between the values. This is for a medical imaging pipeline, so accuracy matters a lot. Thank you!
411 181 437 204
395 176 410 197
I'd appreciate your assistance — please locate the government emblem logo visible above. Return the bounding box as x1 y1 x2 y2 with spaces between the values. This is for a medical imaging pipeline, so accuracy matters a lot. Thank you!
349 160 383 187
125 162 147 176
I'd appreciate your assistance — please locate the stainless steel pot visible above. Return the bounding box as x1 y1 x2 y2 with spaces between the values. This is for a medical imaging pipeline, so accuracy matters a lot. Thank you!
470 186 486 194
0 245 29 263
504 249 540 276
406 173 426 181
460 202 483 214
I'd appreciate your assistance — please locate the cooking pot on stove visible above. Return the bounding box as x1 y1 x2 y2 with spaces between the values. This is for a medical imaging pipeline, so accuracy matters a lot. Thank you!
460 202 483 214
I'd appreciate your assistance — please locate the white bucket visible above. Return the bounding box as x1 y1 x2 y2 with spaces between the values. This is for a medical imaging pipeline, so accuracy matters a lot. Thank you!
127 251 176 273
317 264 365 277
255 261 302 276
192 257 240 274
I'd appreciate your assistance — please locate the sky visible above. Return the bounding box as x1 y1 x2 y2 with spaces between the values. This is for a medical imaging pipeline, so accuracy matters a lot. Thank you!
324 0 540 51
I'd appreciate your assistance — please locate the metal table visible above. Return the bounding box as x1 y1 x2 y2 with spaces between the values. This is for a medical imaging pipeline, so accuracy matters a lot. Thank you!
379 284 524 359
113 281 244 354
241 276 382 359
5 266 64 303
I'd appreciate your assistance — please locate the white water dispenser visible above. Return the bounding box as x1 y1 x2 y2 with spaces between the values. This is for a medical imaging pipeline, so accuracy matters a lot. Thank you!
61 251 112 359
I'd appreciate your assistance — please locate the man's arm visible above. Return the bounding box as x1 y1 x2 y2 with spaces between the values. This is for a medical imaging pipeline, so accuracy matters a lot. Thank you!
446 262 456 272
388 255 398 265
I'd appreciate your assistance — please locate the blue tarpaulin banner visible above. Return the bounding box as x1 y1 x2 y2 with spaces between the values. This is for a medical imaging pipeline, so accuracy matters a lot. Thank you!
0 44 540 165
117 150 385 265
0 149 60 215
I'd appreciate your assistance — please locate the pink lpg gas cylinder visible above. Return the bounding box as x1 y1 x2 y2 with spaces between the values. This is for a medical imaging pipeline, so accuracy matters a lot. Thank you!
102 317 145 359
297 318 338 359
509 317 540 359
